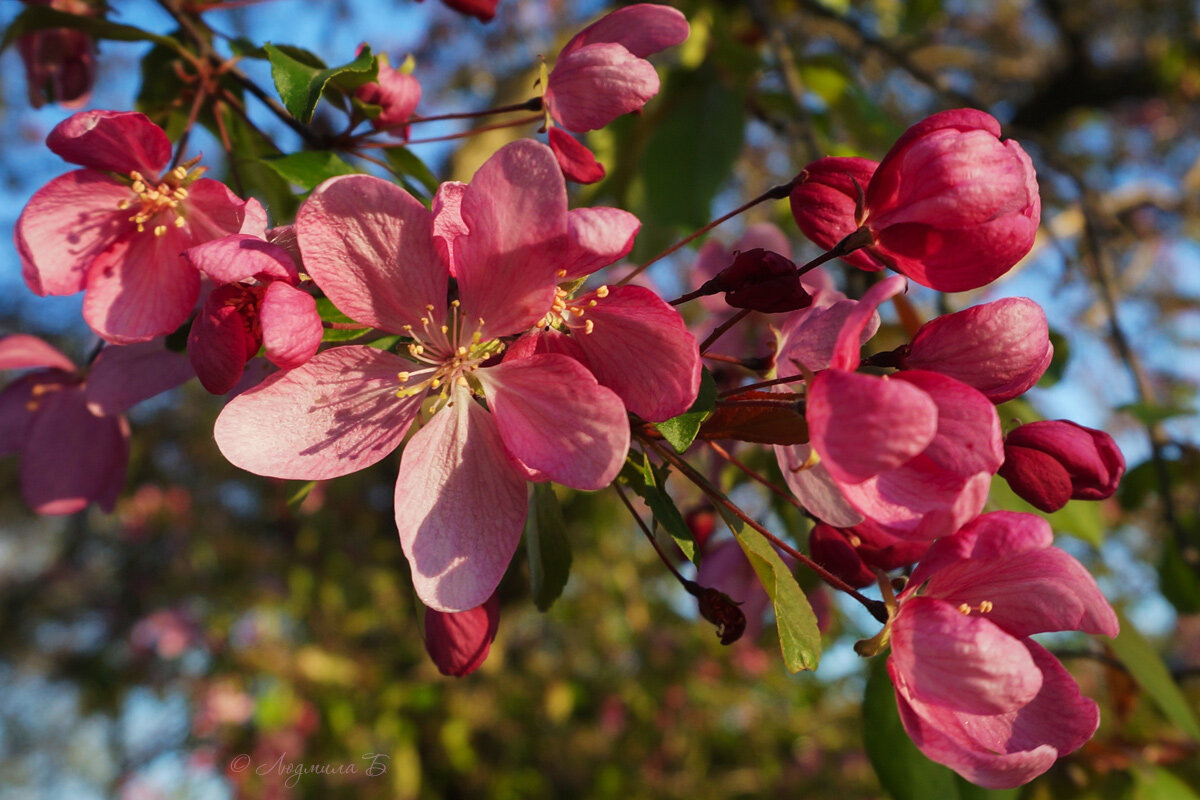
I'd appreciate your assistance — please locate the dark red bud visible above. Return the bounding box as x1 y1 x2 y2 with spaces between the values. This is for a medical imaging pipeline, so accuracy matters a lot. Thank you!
694 586 746 645
700 249 812 313
423 593 501 677
684 506 716 552
809 524 875 588
999 420 1124 512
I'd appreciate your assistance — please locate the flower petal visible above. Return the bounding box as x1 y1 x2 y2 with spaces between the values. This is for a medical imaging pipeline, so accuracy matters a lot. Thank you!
454 140 567 339
185 235 298 284
214 347 422 479
81 227 201 344
774 442 864 527
561 3 690 59
476 354 629 490
829 274 907 370
297 174 447 334
17 170 133 297
0 334 76 372
21 385 129 515
260 282 323 370
46 110 171 174
563 285 700 421
86 339 194 415
891 597 1042 715
560 207 640 280
548 127 606 185
188 293 252 395
395 383 528 612
546 43 661 132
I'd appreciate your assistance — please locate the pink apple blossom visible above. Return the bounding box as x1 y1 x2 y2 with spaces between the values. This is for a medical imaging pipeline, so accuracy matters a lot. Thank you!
184 224 322 395
888 511 1118 788
0 334 191 515
789 111 1040 292
999 420 1125 512
216 140 697 611
16 110 262 344
804 276 1004 539
901 297 1053 403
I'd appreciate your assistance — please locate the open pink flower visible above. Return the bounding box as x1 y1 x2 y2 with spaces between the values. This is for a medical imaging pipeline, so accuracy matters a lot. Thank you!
888 511 1118 788
184 224 322 395
805 276 1004 539
17 110 261 344
215 140 696 611
0 335 191 514
542 4 688 180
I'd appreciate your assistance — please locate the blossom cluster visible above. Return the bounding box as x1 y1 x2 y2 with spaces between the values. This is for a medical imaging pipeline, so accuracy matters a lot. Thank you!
2 2 1129 791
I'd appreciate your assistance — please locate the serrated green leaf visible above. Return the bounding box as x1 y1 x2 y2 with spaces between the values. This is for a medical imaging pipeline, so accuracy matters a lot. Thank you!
722 510 820 671
526 484 572 611
1 5 181 52
862 658 1019 800
261 151 361 191
265 43 377 124
617 455 696 562
655 368 717 454
1109 609 1200 742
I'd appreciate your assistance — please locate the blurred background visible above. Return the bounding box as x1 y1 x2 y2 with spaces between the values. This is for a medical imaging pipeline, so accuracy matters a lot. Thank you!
0 0 1198 797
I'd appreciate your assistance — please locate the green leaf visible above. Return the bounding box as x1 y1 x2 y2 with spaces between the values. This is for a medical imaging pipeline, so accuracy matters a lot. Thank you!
1118 401 1194 426
1132 766 1200 800
1159 533 1200 614
1 5 181 52
315 297 373 342
287 481 317 507
863 657 1019 800
265 43 377 124
261 151 361 191
525 484 572 611
1108 609 1200 742
655 368 717 454
616 455 696 562
988 475 1104 547
382 147 440 198
724 511 820 671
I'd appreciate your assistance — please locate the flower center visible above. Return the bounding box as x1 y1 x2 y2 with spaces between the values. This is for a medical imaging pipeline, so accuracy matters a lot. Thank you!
115 158 207 237
395 300 504 402
539 283 609 335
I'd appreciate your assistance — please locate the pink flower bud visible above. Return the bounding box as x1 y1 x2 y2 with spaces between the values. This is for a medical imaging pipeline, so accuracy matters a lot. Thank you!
17 0 97 110
903 297 1053 403
999 420 1125 512
355 63 422 138
423 593 500 677
789 156 886 273
863 109 1040 292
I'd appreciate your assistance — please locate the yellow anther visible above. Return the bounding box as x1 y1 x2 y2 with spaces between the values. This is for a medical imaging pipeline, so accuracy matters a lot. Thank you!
584 319 594 335
595 285 609 298
570 307 586 317
173 216 186 228
136 223 145 233
979 600 994 613
430 378 441 389
173 187 189 200
116 199 131 210
425 304 435 312
171 166 188 181
472 331 482 344
556 268 567 278
132 181 146 194
457 346 468 357
450 299 460 308
153 225 168 237
958 603 972 615
440 325 449 334
401 324 413 333
397 371 410 382
587 299 597 308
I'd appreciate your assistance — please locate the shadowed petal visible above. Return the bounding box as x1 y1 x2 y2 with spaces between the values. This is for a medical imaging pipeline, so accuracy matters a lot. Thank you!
297 174 447 334
774 442 864 527
477 354 629 490
396 384 528 612
186 235 298 284
86 339 194 415
188 294 251 395
215 346 422 479
260 282 323 370
0 335 76 372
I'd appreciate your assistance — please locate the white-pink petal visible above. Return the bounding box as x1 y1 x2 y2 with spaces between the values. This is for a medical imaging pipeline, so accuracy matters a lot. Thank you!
260 282 323 370
395 383 529 612
186 235 298 284
0 334 76 372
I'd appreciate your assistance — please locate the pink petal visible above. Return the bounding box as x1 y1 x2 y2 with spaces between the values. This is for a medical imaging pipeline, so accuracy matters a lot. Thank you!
214 347 423 479
789 156 887 273
737 222 793 260
188 294 252 395
185 235 298 284
424 593 501 676
46 110 171 175
395 383 528 612
546 43 661 132
260 282 323 370
561 3 689 58
808 370 938 483
548 127 606 185
0 373 63 456
81 226 200 344
893 371 1003 477
454 140 567 339
431 181 468 275
904 297 1052 403
86 339 194 415
21 385 129 515
475 355 629 490
776 296 876 374
891 597 1042 715
17 170 134 296
297 174 447 335
560 207 640 280
0 334 76 372
774 442 865 527
909 510 1054 585
182 179 259 244
829 274 907 370
563 285 700 421
842 465 993 541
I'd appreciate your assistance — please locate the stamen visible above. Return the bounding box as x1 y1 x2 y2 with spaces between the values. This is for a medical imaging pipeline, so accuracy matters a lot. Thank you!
594 285 609 298
584 320 594 334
